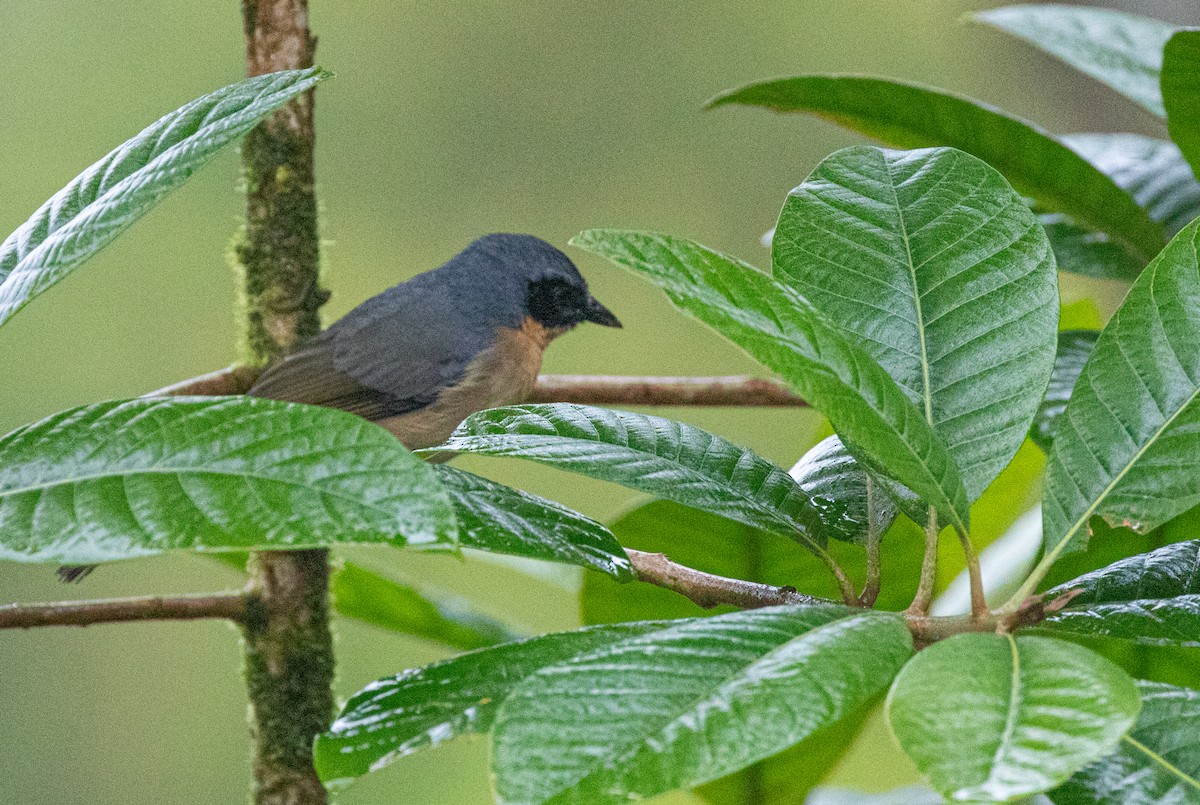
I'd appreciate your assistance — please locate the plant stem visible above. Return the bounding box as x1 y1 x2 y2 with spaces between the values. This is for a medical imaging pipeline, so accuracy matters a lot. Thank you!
906 506 939 616
859 476 882 608
627 549 825 609
956 527 988 620
237 2 331 804
0 592 249 629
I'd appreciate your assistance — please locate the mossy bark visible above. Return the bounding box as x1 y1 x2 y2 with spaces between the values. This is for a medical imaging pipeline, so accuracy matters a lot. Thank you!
236 2 333 804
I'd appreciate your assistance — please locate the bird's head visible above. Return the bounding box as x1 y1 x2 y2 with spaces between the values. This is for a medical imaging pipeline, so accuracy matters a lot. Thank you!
464 233 621 333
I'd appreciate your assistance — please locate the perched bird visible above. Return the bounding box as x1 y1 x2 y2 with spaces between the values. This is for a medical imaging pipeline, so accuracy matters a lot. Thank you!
247 232 621 449
56 233 620 582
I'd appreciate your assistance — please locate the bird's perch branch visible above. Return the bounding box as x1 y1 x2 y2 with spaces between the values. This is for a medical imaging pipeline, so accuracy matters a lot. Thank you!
627 549 824 609
0 592 250 630
149 366 809 407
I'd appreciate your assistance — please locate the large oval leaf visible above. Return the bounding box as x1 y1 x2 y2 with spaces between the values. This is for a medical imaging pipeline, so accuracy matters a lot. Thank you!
789 435 897 546
315 621 670 786
887 633 1141 802
1051 681 1200 805
570 229 969 535
438 404 830 554
0 397 454 563
1037 219 1200 586
1030 330 1099 452
433 465 631 580
774 145 1057 500
492 606 912 805
1041 540 1200 647
1163 30 1200 183
708 75 1165 263
973 5 1174 117
0 68 327 329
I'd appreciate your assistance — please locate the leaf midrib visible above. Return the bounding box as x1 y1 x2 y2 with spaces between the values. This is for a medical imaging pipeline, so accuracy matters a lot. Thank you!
1121 733 1200 792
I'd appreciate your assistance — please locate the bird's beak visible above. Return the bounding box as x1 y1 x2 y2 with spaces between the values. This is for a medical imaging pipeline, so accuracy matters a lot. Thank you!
584 295 622 328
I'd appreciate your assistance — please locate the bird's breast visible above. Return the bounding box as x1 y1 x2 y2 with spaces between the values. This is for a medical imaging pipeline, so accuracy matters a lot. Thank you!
375 316 556 451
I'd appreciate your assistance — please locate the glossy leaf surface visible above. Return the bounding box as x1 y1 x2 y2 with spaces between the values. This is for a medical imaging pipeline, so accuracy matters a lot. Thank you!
789 435 897 545
440 404 831 552
888 633 1141 801
433 466 631 579
571 229 969 535
1163 30 1200 182
1030 330 1099 452
1041 220 1200 569
774 146 1057 500
708 75 1164 262
0 397 454 563
974 5 1173 116
315 622 669 785
0 69 327 328
1051 681 1200 805
1041 540 1200 647
492 607 912 804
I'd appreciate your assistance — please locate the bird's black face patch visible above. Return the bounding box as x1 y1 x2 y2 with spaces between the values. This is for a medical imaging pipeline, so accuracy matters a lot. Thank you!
526 276 589 328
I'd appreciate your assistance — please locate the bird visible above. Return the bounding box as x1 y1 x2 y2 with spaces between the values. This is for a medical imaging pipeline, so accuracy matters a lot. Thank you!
246 232 621 449
56 233 620 581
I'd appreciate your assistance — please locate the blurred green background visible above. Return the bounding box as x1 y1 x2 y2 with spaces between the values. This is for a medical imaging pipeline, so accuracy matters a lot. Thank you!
2 1 1197 803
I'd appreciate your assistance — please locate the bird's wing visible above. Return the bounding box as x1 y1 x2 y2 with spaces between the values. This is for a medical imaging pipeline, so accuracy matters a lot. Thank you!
248 289 490 420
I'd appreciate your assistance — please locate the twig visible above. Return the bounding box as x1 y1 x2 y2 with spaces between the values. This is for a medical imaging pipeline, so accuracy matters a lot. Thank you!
148 367 809 408
958 529 988 621
0 592 250 629
627 549 826 609
906 506 939 617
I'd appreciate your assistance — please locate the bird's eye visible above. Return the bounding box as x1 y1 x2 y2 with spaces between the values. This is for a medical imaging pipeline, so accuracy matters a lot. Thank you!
527 277 586 328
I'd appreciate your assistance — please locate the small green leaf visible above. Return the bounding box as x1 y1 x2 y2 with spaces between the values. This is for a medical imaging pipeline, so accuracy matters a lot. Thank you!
315 621 670 785
789 435 897 545
0 68 328 328
774 146 1058 501
1050 681 1200 805
433 465 631 580
1030 330 1098 452
1162 30 1200 182
887 633 1141 801
0 397 454 563
571 229 970 535
708 75 1165 262
1039 220 1200 576
1039 212 1143 282
973 5 1174 117
1040 540 1200 647
492 607 912 805
332 561 517 650
438 404 832 553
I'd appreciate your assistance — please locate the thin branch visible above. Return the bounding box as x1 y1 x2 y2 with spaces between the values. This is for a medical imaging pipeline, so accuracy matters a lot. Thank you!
0 592 250 629
958 529 988 621
906 506 940 617
627 549 826 609
146 367 809 408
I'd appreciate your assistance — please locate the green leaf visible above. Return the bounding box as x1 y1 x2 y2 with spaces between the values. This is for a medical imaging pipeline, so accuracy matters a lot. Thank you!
1163 30 1200 182
1039 212 1143 282
439 404 832 554
887 633 1141 801
1064 134 1200 236
433 465 631 580
1030 330 1098 452
973 5 1174 117
492 606 912 805
789 435 897 545
0 397 454 563
315 621 670 786
708 75 1165 262
773 146 1058 501
1040 540 1200 647
1050 681 1200 805
571 229 970 535
0 68 327 329
332 562 516 650
1039 220 1200 577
